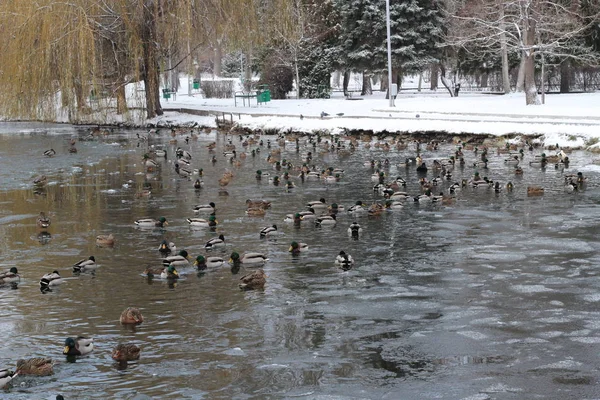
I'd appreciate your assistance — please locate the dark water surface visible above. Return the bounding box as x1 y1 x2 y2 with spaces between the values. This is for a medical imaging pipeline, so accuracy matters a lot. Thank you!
1 122 600 399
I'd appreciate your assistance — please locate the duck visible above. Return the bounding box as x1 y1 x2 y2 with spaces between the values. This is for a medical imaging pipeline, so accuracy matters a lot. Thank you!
385 200 404 210
284 213 303 223
143 266 165 278
33 175 47 185
162 250 190 267
329 203 345 214
161 265 180 279
246 207 267 216
72 256 97 273
506 181 514 191
0 267 20 284
134 217 168 228
308 198 328 211
158 240 176 254
194 255 225 270
335 251 355 271
246 199 272 209
193 202 216 213
298 208 317 220
315 214 336 227
347 201 367 214
187 215 217 228
43 148 56 157
229 252 268 266
63 336 94 356
16 358 54 376
37 212 51 229
289 241 308 255
0 368 18 389
112 343 141 362
120 307 144 324
259 225 278 237
205 234 225 249
175 163 192 176
414 190 433 202
193 179 204 189
239 269 266 290
527 186 544 196
504 155 520 166
40 271 63 290
347 222 362 238
96 234 115 247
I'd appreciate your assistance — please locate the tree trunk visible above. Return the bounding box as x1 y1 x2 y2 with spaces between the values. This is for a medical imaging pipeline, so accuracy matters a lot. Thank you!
141 3 162 118
499 3 512 93
439 64 454 97
294 52 300 99
516 56 525 92
361 71 372 95
116 85 128 115
379 73 387 92
430 63 438 90
244 49 252 91
333 70 341 88
342 71 350 96
213 42 222 77
523 11 539 105
481 72 489 89
560 59 570 93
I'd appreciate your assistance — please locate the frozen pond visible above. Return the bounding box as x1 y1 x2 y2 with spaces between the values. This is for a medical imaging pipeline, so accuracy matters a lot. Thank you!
1 122 600 399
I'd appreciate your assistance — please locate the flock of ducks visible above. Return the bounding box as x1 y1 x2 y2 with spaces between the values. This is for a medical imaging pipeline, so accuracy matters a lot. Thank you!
1 126 590 393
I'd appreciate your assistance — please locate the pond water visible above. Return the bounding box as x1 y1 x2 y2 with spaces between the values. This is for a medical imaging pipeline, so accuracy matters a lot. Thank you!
1 122 600 399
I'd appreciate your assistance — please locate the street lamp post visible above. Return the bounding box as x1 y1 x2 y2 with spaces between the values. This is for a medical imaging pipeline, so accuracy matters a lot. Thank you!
386 0 394 107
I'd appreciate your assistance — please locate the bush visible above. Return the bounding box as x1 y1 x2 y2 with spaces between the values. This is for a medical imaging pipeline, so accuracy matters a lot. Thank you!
259 65 293 99
201 80 235 98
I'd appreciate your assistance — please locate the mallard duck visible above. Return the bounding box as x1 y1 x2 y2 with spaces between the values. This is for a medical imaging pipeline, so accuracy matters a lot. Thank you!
176 147 192 160
347 201 367 214
0 267 20 284
16 358 53 376
335 251 355 271
414 190 433 202
246 199 272 209
143 266 165 278
284 213 303 223
120 307 144 324
348 222 362 238
315 214 336 227
96 234 115 247
229 252 268 266
187 215 217 228
239 269 266 290
194 255 225 270
193 179 204 189
37 212 51 229
158 240 176 254
40 271 63 289
33 175 47 185
112 343 141 362
72 256 97 273
529 155 547 167
527 186 544 196
135 217 168 227
161 265 179 279
329 203 345 213
506 181 514 191
308 198 327 211
162 250 190 267
44 148 56 157
63 336 94 356
205 234 225 249
175 163 192 176
504 155 520 166
0 368 17 388
385 200 404 210
289 241 308 255
193 202 216 213
259 225 277 237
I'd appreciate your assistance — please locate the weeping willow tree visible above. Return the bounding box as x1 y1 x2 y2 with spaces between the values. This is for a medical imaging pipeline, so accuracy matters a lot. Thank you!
0 0 291 121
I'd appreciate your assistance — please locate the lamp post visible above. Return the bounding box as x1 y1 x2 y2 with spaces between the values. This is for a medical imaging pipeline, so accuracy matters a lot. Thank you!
386 0 394 107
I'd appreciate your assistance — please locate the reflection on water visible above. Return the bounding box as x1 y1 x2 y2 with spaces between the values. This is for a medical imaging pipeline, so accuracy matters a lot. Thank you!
1 122 600 399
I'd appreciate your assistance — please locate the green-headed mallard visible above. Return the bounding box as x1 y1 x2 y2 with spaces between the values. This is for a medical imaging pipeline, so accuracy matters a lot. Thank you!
0 368 17 388
308 198 327 211
40 271 63 290
161 265 179 279
205 235 225 249
193 179 203 189
194 255 225 270
229 252 268 266
72 256 97 273
112 343 141 362
187 215 217 228
37 212 51 229
96 234 115 247
289 241 308 255
284 213 303 223
158 240 176 254
63 336 94 356
0 267 20 284
162 250 189 267
193 202 216 213
135 217 168 228
347 201 367 214
239 269 266 290
120 307 144 325
335 251 355 271
315 214 336 227
16 358 53 376
259 225 277 237
347 222 362 238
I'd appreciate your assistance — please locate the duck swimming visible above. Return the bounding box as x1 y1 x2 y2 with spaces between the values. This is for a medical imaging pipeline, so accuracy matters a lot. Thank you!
205 234 225 249
194 255 225 270
335 251 355 271
16 358 54 376
259 225 278 237
289 241 309 255
63 336 94 356
134 217 168 228
229 252 268 266
72 256 97 273
37 212 51 229
112 343 141 362
96 234 115 247
162 250 190 267
120 307 144 324
0 267 20 284
40 271 63 290
158 240 176 254
239 269 266 290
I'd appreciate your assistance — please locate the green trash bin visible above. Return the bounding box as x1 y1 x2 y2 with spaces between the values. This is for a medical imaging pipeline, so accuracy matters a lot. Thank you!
263 90 271 102
193 79 200 90
162 88 171 99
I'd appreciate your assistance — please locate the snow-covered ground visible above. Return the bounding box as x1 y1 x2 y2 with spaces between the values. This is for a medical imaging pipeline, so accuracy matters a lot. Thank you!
153 86 600 149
